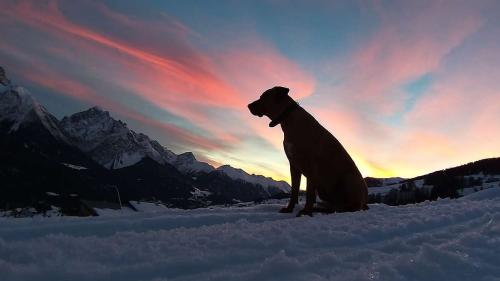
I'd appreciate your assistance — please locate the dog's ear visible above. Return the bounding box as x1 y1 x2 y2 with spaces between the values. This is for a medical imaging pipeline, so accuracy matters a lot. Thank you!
273 86 289 95
273 86 289 100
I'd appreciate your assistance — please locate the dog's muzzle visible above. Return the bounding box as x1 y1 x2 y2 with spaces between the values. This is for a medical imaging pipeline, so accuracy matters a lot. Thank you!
248 101 263 117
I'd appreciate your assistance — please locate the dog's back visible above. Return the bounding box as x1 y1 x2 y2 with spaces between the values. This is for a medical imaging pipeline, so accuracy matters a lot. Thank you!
282 105 368 212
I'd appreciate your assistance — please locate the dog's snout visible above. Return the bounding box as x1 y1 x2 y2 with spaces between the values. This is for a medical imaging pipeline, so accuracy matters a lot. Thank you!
248 100 263 117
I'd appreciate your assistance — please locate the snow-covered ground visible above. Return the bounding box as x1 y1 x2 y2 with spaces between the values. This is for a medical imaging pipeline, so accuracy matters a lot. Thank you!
1 188 500 281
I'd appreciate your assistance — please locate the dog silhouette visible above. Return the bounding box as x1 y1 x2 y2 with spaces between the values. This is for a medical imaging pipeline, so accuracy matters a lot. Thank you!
248 86 368 216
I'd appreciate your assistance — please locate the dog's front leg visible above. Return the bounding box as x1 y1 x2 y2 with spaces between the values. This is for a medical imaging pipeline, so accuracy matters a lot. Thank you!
297 178 316 217
280 164 301 213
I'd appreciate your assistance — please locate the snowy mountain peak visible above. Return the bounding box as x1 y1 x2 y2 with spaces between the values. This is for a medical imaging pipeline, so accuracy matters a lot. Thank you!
0 70 68 142
178 152 196 161
86 106 110 117
89 106 105 112
216 165 291 194
174 152 214 174
0 65 290 194
61 108 177 169
62 106 114 125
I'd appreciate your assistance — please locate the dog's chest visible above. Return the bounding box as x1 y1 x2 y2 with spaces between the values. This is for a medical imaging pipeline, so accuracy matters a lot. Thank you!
283 141 294 158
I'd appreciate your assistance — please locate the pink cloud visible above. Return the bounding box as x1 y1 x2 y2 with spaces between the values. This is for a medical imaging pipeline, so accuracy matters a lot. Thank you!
2 0 243 109
0 41 231 152
304 1 494 177
0 0 316 181
404 43 500 167
326 1 483 116
211 38 316 149
23 67 228 151
213 39 315 101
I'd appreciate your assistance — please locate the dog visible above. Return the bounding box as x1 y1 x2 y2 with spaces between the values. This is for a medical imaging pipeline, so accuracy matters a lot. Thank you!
248 86 368 216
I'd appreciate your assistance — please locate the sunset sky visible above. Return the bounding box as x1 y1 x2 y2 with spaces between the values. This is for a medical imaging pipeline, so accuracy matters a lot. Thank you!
1 0 499 183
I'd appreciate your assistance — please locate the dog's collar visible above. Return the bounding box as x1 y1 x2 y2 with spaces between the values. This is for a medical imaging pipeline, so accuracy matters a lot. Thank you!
269 102 300 127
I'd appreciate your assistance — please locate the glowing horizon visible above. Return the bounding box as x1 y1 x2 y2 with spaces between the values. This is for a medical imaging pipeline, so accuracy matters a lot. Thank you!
1 0 499 183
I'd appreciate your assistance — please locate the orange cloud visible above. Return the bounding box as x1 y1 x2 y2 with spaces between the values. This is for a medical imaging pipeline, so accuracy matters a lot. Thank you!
0 0 316 182
11 57 230 152
5 0 243 109
305 1 491 177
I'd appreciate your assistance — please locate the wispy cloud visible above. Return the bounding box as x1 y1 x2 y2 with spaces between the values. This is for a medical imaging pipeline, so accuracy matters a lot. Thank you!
0 0 315 180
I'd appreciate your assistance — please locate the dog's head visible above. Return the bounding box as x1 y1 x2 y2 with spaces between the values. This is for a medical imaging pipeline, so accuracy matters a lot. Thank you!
248 86 293 126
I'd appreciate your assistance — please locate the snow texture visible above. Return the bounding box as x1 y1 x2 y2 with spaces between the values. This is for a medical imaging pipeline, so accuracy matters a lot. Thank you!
61 163 88 170
1 188 499 281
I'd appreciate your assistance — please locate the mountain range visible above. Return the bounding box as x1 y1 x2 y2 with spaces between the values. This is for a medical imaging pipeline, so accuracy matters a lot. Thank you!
0 66 290 209
2 65 499 213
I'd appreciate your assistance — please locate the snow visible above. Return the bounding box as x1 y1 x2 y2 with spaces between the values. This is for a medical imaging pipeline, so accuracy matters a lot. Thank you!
191 187 212 199
1 188 499 281
61 163 88 170
129 201 169 212
463 186 500 200
368 184 400 195
93 207 136 216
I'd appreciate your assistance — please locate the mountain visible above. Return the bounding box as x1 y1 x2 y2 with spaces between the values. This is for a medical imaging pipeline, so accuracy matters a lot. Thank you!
0 72 111 209
217 165 291 195
365 177 405 187
0 65 290 211
414 158 500 180
191 170 271 204
61 107 177 169
0 73 99 168
60 107 217 175
174 152 215 174
367 157 500 206
0 79 69 142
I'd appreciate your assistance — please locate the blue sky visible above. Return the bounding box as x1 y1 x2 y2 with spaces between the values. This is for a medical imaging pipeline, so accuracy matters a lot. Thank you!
1 0 499 181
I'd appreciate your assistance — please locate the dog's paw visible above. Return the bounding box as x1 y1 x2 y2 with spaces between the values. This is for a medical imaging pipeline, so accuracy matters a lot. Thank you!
296 208 313 217
279 206 294 213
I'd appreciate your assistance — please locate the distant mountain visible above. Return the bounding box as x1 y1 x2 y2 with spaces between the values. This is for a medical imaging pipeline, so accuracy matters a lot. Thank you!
0 65 290 211
61 107 177 169
217 165 291 195
414 158 500 180
0 75 98 168
174 152 214 174
367 158 500 206
0 77 110 209
192 170 272 204
364 177 405 187
0 80 69 143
